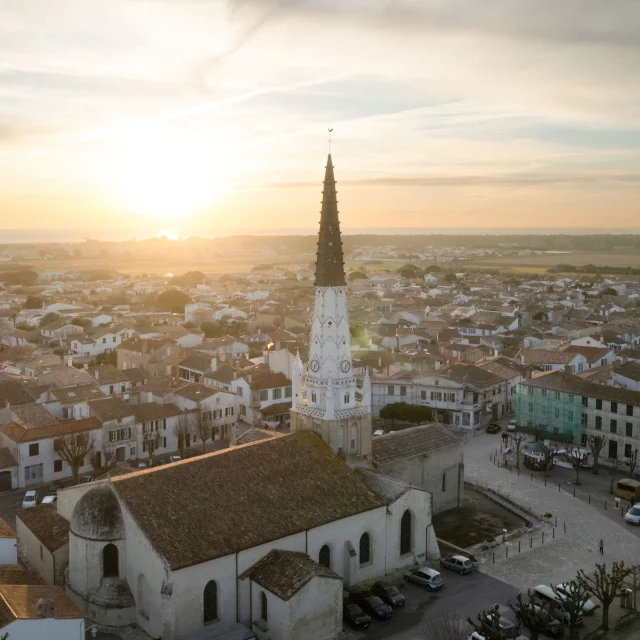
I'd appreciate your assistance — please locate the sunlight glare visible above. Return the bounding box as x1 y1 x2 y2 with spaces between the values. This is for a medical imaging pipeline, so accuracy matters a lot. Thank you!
111 130 224 223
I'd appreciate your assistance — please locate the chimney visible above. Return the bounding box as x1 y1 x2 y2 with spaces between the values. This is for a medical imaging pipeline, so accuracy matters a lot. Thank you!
36 598 55 619
210 358 217 373
66 356 73 367
94 369 99 380
83 363 88 370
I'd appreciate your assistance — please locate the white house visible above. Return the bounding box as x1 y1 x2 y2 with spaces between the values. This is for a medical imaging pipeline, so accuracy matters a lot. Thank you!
70 325 134 358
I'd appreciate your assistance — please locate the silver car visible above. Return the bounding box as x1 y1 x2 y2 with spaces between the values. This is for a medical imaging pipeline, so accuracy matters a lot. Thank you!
440 554 474 574
404 567 443 590
625 504 640 525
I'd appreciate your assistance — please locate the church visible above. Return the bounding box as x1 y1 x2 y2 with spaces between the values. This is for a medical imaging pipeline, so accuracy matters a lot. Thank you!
56 154 441 640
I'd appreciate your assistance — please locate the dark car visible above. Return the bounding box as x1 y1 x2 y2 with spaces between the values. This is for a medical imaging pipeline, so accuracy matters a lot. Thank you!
343 601 371 629
481 608 520 639
350 592 393 619
487 423 502 434
371 582 405 607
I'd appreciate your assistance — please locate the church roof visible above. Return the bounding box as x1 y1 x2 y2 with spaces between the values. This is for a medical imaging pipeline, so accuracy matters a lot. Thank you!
357 469 412 503
16 504 69 552
314 154 346 287
372 423 462 465
113 431 387 570
241 550 341 601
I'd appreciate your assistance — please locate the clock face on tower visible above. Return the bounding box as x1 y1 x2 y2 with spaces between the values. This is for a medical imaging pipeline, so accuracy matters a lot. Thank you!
310 359 320 373
340 360 351 373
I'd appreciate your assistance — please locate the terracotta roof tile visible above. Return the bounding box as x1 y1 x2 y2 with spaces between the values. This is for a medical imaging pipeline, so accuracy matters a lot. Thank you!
0 519 15 539
132 402 183 423
0 448 17 470
0 565 41 586
372 423 461 465
88 396 134 421
241 550 340 600
0 416 101 443
0 585 83 626
113 431 386 570
0 380 36 407
16 505 69 552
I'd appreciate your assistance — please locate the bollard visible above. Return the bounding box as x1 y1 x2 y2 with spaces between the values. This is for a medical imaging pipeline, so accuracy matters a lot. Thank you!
519 541 521 553
530 536 533 548
573 488 576 498
493 552 495 564
553 528 555 539
542 532 545 543
605 501 607 510
517 468 520 476
564 522 567 534
555 516 558 527
558 483 561 492
544 476 547 487
589 494 591 504
506 547 508 558
509 466 512 474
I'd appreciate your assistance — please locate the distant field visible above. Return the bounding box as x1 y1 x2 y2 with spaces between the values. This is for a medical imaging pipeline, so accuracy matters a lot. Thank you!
464 250 640 272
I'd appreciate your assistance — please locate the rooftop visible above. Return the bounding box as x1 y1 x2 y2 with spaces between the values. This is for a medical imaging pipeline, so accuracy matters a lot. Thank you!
113 431 386 570
241 550 340 601
0 585 83 627
16 504 69 551
88 396 134 422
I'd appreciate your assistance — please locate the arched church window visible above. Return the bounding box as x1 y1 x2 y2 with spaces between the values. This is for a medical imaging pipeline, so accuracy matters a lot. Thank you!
103 543 119 578
344 392 350 404
400 510 412 555
203 580 218 624
442 471 447 492
359 532 371 565
260 591 268 622
319 545 331 569
311 392 317 403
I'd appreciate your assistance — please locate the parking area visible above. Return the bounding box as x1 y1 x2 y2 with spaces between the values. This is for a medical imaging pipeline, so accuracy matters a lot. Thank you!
344 568 519 640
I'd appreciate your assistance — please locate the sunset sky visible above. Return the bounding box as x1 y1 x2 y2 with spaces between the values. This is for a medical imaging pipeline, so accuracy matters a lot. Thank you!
1 0 640 237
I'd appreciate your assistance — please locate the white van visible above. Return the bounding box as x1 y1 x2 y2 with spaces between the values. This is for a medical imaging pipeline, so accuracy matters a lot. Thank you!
532 584 583 624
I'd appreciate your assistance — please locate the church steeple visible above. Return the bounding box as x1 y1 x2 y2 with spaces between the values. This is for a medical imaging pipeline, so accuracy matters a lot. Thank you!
314 154 346 287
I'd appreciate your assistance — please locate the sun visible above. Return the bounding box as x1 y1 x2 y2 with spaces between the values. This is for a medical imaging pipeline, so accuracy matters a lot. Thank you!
109 129 224 224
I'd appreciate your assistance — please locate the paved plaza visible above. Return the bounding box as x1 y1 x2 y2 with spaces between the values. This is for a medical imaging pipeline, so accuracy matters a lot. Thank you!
463 430 640 591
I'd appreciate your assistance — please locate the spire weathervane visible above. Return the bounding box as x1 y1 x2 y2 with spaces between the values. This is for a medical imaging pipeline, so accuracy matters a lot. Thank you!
327 128 333 154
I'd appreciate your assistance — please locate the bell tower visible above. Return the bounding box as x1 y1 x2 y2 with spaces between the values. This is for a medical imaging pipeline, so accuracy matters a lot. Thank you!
290 154 372 465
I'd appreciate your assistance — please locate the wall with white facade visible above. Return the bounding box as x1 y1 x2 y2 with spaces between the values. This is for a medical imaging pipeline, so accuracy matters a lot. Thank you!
16 516 67 585
2 618 84 640
0 536 17 564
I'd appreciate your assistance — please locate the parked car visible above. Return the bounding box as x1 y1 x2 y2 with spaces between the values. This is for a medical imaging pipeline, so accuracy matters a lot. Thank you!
554 582 599 615
522 602 564 637
487 423 502 434
343 601 371 629
371 582 405 607
373 429 385 437
440 554 474 574
22 490 38 508
48 483 61 495
404 567 443 590
481 607 520 639
532 584 582 625
349 592 392 619
506 420 517 432
624 504 640 525
137 462 147 469
169 455 182 463
41 495 57 505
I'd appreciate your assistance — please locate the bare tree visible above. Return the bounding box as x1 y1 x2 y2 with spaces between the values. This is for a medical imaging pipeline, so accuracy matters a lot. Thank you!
586 434 607 475
509 432 526 470
193 410 213 454
627 565 640 611
565 446 589 485
174 414 191 458
54 433 94 484
142 426 160 461
577 562 632 630
628 448 639 479
468 604 512 640
421 611 467 640
532 424 545 443
609 457 623 493
508 591 558 640
551 580 591 640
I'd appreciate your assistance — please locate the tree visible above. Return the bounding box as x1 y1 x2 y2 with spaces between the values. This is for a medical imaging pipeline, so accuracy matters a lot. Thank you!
54 433 94 484
0 269 38 286
628 448 639 479
627 565 640 611
599 287 617 297
421 611 467 639
71 317 92 330
586 434 607 475
565 446 589 485
577 562 632 630
444 273 458 284
94 350 117 366
174 415 191 458
509 432 526 470
23 295 43 309
142 427 160 460
508 590 558 640
468 604 513 640
348 270 367 280
155 288 191 313
551 580 591 640
193 411 213 454
532 424 545 443
39 312 61 326
609 457 623 493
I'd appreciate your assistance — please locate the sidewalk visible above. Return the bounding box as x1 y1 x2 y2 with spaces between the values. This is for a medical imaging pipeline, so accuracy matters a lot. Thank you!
463 432 640 592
